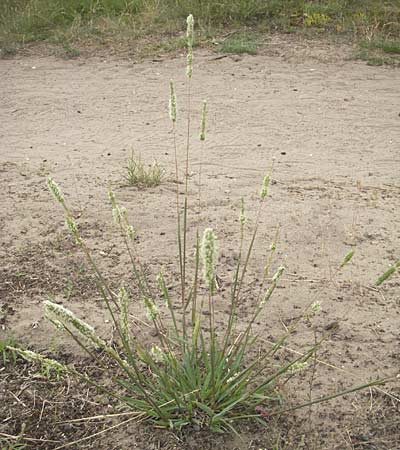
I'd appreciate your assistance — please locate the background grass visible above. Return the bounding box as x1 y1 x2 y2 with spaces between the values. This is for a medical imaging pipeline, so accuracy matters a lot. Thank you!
219 32 260 55
0 1 399 59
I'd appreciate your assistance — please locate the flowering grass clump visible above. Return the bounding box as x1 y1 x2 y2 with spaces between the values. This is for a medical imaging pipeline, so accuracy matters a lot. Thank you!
9 13 388 438
123 151 164 188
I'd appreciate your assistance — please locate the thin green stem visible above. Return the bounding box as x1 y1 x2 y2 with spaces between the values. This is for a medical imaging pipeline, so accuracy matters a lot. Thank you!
172 122 184 307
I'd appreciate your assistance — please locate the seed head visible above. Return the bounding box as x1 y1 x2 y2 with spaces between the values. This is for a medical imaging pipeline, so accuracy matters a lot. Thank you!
289 361 308 374
126 224 135 241
151 345 165 363
47 177 65 205
201 228 218 294
200 100 207 141
187 48 193 79
227 372 240 384
44 300 105 349
186 15 194 79
169 80 177 123
311 301 321 314
186 14 194 46
65 216 81 244
109 190 122 223
112 205 123 225
9 346 68 374
260 174 270 199
144 297 159 321
271 266 284 283
108 189 117 206
260 266 284 306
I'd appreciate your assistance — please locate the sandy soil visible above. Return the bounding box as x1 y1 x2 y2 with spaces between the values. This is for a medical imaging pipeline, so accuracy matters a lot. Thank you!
0 43 399 449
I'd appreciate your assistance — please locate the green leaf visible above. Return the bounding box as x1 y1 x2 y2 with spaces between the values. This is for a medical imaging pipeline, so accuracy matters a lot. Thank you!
339 249 355 268
375 259 400 286
194 400 215 417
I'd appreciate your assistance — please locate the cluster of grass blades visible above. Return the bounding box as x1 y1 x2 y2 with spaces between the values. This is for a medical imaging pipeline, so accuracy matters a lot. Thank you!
0 337 18 366
219 32 259 55
123 151 164 188
7 13 392 440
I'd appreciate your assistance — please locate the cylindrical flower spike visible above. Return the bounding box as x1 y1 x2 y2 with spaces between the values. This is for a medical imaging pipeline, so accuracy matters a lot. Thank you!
201 228 218 294
108 189 117 207
271 266 285 283
260 266 284 306
260 174 270 199
47 177 65 205
65 216 81 244
109 190 120 221
186 14 194 78
289 361 308 374
151 345 165 363
186 14 194 46
112 205 125 226
45 300 106 349
144 297 159 321
311 301 321 314
157 270 170 308
8 346 68 374
126 224 135 241
109 190 135 239
200 100 207 141
187 48 193 79
169 80 177 122
45 302 133 374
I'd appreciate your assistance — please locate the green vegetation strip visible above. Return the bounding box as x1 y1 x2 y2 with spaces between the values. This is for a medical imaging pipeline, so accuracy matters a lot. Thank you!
1 1 399 59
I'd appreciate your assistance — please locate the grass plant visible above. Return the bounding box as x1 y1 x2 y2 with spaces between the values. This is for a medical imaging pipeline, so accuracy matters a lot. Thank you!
62 42 80 59
0 337 17 366
0 423 27 450
360 38 400 54
7 13 391 440
219 32 259 55
357 48 400 66
0 439 26 450
123 152 164 188
357 36 400 65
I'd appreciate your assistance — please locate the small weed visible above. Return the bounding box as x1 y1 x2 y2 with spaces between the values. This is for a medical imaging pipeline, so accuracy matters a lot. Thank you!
219 32 259 55
304 13 330 27
0 423 26 450
378 40 400 54
63 278 74 300
360 38 400 54
375 259 400 286
0 337 18 366
124 152 164 188
357 48 398 66
0 439 26 450
0 43 17 59
14 270 25 278
62 42 80 59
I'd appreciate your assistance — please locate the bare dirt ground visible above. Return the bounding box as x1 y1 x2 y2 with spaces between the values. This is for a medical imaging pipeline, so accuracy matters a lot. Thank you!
1 38 399 449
